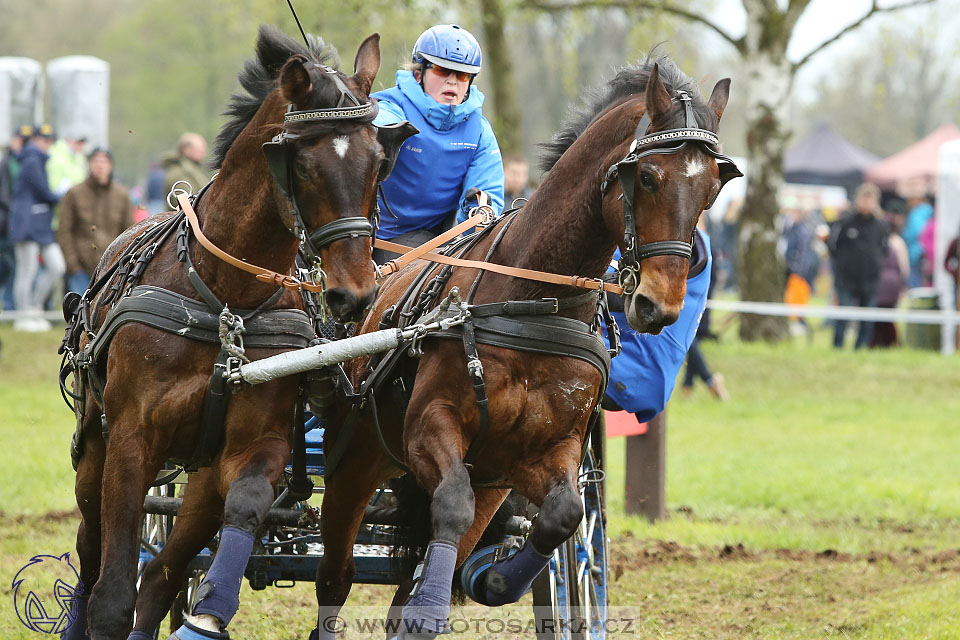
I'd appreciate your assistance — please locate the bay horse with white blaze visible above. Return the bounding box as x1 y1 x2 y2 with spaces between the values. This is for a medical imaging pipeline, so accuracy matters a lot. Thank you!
312 55 738 637
60 26 410 640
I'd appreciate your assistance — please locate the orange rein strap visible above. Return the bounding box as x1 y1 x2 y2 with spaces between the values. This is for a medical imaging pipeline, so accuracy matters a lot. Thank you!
177 193 324 293
376 208 625 296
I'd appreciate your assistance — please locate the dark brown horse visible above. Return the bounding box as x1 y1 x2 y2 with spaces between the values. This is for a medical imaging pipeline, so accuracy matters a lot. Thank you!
62 27 397 640
312 56 734 637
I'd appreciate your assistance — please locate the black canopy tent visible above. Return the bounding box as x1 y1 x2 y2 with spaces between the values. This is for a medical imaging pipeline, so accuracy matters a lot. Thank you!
784 122 879 197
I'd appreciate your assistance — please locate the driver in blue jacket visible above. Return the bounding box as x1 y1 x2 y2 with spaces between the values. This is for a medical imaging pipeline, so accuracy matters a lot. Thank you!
372 24 504 263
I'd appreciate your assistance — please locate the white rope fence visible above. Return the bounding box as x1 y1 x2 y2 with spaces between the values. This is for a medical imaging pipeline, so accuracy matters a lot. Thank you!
706 299 959 355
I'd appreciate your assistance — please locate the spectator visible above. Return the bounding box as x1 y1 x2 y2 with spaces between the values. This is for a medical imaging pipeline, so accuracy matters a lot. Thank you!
47 135 88 196
163 132 210 196
503 153 533 206
0 125 32 310
871 199 909 347
145 161 168 214
372 24 504 263
56 148 132 294
782 203 819 336
681 218 727 400
7 124 65 331
829 183 888 349
902 182 934 288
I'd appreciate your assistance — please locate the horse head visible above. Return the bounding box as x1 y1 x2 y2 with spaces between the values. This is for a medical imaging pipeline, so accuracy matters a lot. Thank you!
261 32 414 321
610 64 736 334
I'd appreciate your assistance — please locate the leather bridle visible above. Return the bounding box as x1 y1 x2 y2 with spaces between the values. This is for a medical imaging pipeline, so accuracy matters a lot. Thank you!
601 90 742 294
261 64 379 280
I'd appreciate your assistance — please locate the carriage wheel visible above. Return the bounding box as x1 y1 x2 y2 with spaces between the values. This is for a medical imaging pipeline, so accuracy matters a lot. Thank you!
169 570 205 631
137 483 176 639
532 437 608 639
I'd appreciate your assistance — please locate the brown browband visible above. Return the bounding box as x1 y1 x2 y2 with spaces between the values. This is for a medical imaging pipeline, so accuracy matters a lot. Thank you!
178 193 625 297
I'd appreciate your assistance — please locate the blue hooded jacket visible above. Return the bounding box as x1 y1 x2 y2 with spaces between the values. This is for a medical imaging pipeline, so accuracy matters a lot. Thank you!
373 71 504 239
602 231 712 420
8 143 60 244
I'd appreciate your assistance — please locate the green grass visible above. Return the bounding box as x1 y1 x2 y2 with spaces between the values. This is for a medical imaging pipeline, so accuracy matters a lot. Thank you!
606 335 960 553
2 324 959 638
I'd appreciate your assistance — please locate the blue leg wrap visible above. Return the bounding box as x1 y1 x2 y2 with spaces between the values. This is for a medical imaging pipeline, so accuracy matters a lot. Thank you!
166 620 230 640
481 541 552 606
128 632 155 640
60 592 86 640
401 541 457 636
191 526 254 627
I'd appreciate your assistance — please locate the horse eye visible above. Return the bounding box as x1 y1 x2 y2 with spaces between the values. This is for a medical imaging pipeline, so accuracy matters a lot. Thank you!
294 160 311 180
639 171 658 192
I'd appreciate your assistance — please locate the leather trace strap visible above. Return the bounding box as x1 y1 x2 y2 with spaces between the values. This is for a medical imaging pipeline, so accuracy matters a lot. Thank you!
376 198 627 296
177 193 325 293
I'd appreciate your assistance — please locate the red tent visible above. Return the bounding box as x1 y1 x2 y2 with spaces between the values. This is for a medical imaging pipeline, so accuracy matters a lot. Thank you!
866 124 960 191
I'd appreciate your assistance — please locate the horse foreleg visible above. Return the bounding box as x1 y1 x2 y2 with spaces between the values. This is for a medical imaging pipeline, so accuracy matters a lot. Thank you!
63 409 106 640
312 446 387 640
400 405 475 637
475 452 583 607
166 440 288 639
130 468 223 639
87 419 163 640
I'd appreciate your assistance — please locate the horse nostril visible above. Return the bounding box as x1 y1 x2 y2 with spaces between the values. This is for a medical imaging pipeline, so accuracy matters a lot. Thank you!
325 288 358 320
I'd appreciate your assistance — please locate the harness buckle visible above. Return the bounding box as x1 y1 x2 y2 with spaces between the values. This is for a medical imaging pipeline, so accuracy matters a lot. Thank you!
618 266 639 295
467 357 484 379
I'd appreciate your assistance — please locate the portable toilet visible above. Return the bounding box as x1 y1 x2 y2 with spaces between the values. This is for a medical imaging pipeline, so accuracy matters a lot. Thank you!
0 57 44 146
46 56 110 149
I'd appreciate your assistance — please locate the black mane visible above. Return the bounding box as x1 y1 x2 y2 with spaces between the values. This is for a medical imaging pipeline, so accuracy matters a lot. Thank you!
211 25 341 169
539 53 717 172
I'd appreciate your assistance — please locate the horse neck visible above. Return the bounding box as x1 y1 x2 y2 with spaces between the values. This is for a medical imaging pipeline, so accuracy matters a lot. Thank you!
191 95 298 304
483 118 630 307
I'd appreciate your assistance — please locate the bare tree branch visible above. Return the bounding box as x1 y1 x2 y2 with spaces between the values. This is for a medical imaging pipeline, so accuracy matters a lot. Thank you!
525 0 747 54
791 0 934 71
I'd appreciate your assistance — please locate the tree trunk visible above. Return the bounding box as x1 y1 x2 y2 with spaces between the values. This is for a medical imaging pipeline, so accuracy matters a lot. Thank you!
737 9 795 342
479 0 522 154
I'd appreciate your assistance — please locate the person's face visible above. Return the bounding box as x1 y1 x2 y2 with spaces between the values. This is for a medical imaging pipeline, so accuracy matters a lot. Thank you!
504 161 529 194
184 138 207 163
89 153 112 185
417 64 471 105
9 137 24 152
856 192 878 213
33 137 53 153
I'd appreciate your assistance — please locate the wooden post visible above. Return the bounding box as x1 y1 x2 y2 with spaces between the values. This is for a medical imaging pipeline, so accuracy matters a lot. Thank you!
625 411 666 522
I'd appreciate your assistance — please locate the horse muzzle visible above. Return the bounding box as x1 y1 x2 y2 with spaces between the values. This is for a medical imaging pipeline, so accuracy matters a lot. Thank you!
325 285 378 323
624 292 681 334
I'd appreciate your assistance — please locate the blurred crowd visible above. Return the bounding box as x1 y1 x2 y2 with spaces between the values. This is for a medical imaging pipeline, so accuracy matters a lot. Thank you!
0 125 210 331
706 177 956 350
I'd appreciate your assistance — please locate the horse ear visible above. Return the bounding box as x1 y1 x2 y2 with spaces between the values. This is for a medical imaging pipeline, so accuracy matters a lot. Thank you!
644 63 673 122
279 55 313 108
377 121 419 182
351 33 381 97
708 78 731 122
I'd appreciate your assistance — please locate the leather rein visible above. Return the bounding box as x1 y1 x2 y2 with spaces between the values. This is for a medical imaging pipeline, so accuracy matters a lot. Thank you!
181 92 741 301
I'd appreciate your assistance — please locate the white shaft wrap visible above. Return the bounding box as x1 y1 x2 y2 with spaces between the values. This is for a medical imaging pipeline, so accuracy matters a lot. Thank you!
239 329 403 385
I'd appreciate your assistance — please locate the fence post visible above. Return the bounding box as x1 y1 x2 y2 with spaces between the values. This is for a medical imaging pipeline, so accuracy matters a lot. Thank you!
624 411 666 522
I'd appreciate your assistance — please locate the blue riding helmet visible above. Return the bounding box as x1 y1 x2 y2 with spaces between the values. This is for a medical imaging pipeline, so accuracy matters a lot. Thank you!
412 24 482 75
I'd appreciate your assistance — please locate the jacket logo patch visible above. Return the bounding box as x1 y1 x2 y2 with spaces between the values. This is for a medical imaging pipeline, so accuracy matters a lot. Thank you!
449 142 478 149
